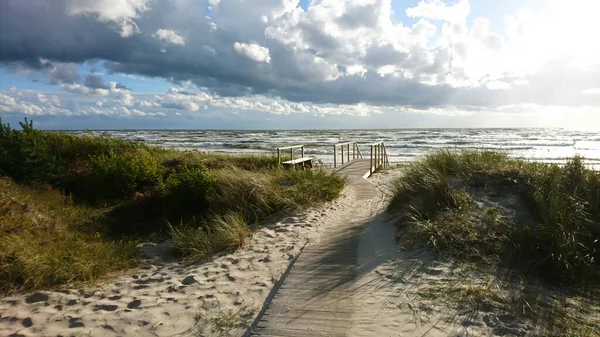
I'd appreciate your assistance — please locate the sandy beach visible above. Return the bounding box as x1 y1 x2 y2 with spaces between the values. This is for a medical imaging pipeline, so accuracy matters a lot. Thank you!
0 175 359 337
2 167 597 337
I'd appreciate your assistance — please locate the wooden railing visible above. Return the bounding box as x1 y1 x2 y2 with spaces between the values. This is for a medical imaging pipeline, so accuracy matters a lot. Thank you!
277 145 313 169
369 142 389 176
333 142 362 168
277 145 304 165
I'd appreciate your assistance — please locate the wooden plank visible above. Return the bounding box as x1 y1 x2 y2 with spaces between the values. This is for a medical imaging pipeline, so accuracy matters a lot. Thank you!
257 317 352 330
263 310 352 321
252 327 348 337
266 303 355 314
256 319 351 332
282 158 312 164
277 145 304 150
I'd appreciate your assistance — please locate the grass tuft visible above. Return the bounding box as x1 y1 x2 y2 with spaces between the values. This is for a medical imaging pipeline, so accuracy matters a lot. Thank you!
169 212 250 262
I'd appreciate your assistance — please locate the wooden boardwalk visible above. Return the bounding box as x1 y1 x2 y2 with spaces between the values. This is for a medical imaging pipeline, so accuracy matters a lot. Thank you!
251 159 382 336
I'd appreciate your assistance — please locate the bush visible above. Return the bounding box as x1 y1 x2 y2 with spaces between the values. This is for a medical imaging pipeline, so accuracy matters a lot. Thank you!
0 118 347 290
80 150 161 202
0 118 140 188
162 164 215 215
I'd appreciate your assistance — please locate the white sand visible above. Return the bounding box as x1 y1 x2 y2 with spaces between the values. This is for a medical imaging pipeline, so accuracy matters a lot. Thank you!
0 190 356 337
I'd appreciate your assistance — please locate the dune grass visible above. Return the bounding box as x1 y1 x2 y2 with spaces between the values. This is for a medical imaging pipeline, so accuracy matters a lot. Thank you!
0 178 138 292
390 150 600 284
389 150 600 335
0 118 346 292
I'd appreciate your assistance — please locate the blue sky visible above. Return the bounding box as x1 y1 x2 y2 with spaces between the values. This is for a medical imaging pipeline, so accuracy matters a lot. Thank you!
1 0 599 129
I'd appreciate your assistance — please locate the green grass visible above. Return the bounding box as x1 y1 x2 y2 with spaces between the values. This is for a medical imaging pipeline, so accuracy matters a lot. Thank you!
169 212 251 262
0 119 346 292
390 150 600 285
389 149 600 335
0 178 138 293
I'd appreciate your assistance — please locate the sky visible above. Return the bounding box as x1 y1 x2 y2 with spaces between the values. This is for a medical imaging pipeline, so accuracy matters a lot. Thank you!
1 0 600 130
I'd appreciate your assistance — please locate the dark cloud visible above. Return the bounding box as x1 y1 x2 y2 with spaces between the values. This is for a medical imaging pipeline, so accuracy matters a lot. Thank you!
83 74 110 89
1 0 600 111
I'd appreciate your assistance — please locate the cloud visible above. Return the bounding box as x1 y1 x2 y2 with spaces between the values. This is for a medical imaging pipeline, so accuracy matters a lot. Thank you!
45 62 81 84
64 0 150 37
153 29 185 45
233 42 271 63
406 0 470 23
84 74 111 89
582 88 600 95
62 84 110 96
1 0 600 122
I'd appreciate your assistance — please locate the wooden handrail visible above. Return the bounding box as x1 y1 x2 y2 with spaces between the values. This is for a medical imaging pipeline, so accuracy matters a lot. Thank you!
277 145 304 151
369 142 389 177
277 145 305 165
333 141 363 168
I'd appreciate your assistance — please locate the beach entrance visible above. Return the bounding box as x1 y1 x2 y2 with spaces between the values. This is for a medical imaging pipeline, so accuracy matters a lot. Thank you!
250 148 396 336
277 142 390 176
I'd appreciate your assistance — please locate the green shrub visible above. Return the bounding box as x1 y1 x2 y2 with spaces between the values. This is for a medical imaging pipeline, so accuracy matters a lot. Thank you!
80 150 161 202
162 164 215 215
0 118 347 290
0 118 140 188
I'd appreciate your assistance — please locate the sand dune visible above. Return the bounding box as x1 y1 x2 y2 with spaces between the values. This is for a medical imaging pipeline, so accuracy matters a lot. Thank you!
0 186 357 337
1 170 567 336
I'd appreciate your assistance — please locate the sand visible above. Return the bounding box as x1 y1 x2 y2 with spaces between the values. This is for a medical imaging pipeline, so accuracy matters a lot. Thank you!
0 187 357 337
2 167 591 336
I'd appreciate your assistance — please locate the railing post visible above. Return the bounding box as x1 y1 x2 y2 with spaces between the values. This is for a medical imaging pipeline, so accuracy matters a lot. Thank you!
376 144 378 168
341 145 344 165
333 145 336 168
347 144 350 163
370 145 373 176
290 148 293 161
301 145 304 159
277 148 281 165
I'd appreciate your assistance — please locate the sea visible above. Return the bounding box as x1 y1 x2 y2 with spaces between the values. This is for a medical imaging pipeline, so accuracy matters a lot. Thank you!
76 129 600 170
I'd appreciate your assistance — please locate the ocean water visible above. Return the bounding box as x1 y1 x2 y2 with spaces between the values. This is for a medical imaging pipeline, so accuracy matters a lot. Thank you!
77 129 600 170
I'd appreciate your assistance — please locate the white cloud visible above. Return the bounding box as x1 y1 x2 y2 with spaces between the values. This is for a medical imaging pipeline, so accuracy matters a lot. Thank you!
233 42 271 63
582 88 600 95
486 81 511 90
36 93 48 104
153 29 185 45
406 0 470 23
62 84 110 96
65 0 150 37
345 65 367 77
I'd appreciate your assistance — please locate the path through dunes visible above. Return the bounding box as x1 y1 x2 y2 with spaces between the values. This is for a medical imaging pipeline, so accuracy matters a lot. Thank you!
251 159 409 336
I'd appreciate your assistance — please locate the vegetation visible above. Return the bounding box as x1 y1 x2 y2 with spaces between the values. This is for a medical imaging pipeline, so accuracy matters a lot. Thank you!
0 119 346 292
390 150 599 284
389 150 600 335
0 178 137 292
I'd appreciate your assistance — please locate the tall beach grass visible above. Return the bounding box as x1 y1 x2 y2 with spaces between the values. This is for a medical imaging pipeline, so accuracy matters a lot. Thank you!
389 149 600 285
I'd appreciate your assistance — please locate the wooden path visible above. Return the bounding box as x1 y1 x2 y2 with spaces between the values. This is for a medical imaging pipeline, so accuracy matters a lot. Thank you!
251 159 385 336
